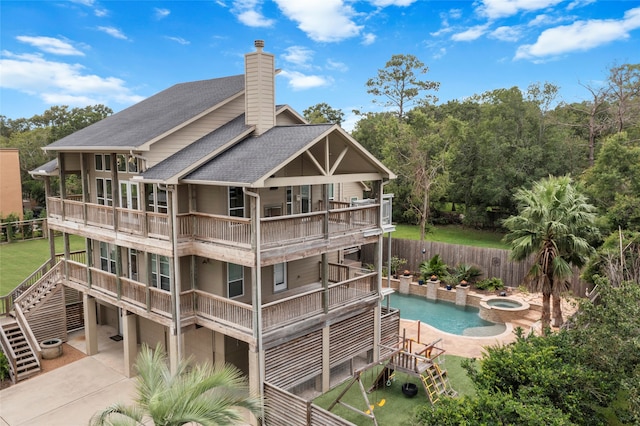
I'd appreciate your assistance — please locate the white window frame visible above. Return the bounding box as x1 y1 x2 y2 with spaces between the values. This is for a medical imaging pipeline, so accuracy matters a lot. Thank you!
99 242 116 273
146 184 168 214
128 249 138 281
120 181 140 210
300 185 311 213
95 154 111 171
117 154 139 174
273 262 287 293
96 178 113 206
150 253 171 291
286 186 293 215
228 187 245 218
227 263 244 298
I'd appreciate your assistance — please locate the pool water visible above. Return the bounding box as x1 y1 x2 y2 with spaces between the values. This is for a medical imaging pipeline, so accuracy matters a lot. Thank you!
487 299 522 308
388 292 507 337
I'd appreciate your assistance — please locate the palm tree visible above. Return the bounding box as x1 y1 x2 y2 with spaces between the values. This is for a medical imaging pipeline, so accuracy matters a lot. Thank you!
90 344 262 426
503 176 597 331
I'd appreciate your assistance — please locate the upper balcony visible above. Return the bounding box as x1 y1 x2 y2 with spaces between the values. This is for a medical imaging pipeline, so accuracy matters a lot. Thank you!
47 197 392 265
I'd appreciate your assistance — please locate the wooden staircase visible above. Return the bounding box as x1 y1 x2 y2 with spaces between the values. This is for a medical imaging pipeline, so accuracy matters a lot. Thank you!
0 262 64 383
0 320 41 382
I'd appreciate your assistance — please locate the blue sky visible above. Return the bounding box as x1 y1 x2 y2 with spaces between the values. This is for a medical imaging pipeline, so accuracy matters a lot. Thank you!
1 0 639 131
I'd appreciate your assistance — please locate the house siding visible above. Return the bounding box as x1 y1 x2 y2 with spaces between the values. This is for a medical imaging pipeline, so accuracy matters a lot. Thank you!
145 96 245 168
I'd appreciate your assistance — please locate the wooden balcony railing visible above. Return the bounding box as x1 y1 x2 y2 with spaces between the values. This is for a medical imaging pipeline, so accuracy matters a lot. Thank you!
49 197 379 251
58 259 378 339
261 212 325 246
194 290 253 332
178 213 251 247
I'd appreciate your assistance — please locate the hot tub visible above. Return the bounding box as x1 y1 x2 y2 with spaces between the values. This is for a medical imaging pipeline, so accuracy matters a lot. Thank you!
479 297 530 323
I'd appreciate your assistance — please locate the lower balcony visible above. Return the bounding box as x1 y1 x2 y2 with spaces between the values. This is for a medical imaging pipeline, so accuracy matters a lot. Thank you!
62 260 379 343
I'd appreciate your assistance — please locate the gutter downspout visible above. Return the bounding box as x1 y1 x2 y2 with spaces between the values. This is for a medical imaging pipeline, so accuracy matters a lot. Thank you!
243 187 264 418
380 180 391 302
168 184 182 364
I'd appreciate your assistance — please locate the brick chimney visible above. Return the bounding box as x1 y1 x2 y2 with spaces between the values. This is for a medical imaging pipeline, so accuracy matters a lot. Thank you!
245 40 275 135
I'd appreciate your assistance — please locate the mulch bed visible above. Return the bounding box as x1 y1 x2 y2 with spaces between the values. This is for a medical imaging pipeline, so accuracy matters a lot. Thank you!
1 343 87 389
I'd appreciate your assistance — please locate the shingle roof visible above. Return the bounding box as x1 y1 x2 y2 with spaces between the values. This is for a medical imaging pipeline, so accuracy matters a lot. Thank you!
29 158 58 176
142 114 253 181
183 124 334 185
44 74 245 150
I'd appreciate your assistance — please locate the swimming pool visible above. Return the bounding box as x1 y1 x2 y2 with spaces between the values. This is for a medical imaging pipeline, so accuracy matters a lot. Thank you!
388 292 507 337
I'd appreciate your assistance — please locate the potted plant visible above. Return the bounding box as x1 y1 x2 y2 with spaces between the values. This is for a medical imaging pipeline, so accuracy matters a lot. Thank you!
389 256 408 278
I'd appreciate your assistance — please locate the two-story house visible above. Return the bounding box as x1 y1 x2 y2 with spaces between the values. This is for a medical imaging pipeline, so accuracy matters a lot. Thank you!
6 40 398 424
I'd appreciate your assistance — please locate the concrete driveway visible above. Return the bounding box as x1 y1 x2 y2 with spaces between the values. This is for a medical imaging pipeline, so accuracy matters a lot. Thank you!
0 357 136 426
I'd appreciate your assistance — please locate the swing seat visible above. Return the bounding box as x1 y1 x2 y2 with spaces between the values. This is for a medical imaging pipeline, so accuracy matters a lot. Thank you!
401 382 418 397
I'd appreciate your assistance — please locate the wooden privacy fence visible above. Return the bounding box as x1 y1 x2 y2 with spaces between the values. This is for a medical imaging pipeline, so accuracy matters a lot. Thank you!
362 238 589 297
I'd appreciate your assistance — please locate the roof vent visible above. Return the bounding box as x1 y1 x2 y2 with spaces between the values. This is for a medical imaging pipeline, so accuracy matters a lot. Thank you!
255 40 264 52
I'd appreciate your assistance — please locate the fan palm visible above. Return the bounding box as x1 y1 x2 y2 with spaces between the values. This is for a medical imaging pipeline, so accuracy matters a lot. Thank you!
503 176 597 331
90 343 262 426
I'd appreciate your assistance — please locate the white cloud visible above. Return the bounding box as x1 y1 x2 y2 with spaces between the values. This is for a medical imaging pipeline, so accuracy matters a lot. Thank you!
282 46 314 67
527 13 570 27
16 36 84 56
451 24 489 41
432 47 447 59
70 0 95 6
449 8 462 19
97 26 128 40
362 33 376 45
231 0 275 27
478 0 564 20
490 26 522 41
0 51 144 107
326 59 348 72
515 7 640 59
165 36 190 45
278 69 332 90
154 8 170 19
274 0 362 42
566 0 596 11
94 9 108 17
369 0 417 6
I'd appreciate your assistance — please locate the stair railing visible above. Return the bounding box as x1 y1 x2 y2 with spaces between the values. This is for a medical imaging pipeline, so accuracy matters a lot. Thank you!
14 262 63 317
14 305 42 366
0 250 84 316
0 328 18 383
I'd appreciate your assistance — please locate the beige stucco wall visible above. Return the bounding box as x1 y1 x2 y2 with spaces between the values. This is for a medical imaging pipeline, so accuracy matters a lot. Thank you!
138 316 167 350
0 149 23 219
184 326 215 365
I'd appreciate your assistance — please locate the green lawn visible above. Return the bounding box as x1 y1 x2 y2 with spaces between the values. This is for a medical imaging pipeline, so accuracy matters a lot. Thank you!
393 224 508 249
313 355 476 425
0 235 85 295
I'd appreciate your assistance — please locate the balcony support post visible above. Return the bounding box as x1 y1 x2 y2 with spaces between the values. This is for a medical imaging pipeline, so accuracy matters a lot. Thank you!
80 153 89 226
245 187 265 412
110 153 119 230
44 176 56 268
58 153 66 221
83 294 98 356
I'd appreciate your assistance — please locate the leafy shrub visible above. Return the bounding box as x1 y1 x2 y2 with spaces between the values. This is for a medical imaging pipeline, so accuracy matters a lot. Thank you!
451 263 482 285
475 277 505 291
0 351 9 381
389 256 407 276
420 254 449 281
